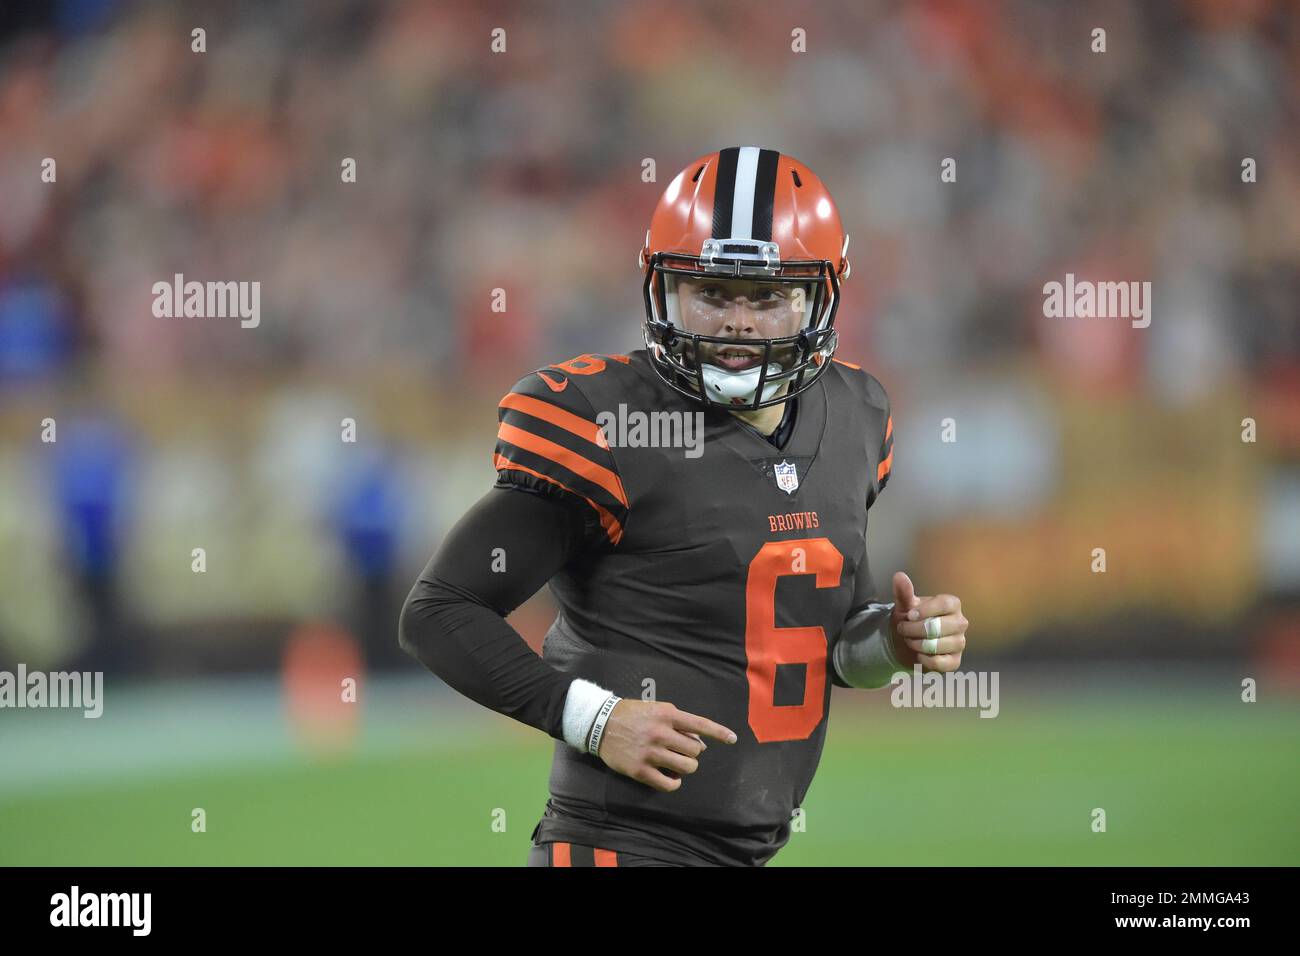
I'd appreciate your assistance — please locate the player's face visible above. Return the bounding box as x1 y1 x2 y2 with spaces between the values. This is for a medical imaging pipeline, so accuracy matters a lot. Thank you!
673 276 807 372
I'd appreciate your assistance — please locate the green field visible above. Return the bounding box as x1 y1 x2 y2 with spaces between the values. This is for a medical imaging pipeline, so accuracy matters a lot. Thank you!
2 684 1296 866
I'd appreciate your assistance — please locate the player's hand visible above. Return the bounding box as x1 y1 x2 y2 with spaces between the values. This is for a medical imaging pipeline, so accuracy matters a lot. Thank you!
890 571 968 672
594 700 738 793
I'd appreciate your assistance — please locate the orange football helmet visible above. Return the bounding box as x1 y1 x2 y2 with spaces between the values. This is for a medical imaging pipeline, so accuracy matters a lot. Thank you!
640 146 851 409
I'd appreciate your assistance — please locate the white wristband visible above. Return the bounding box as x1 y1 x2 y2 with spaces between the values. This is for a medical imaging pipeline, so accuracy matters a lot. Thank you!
586 693 621 756
561 678 618 753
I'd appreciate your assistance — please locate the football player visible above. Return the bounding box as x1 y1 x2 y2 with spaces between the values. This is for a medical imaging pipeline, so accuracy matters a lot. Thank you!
400 146 970 867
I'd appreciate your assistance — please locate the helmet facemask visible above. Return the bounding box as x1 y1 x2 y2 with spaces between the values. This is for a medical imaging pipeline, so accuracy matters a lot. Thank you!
641 247 840 410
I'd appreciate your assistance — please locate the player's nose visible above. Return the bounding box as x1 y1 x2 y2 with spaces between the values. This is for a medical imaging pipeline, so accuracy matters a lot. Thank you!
722 304 758 337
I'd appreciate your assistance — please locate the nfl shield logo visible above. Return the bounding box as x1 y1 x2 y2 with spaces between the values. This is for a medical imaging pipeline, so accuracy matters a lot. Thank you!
774 460 799 494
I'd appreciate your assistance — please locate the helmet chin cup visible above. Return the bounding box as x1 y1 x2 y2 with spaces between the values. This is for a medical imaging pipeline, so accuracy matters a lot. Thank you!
700 362 785 406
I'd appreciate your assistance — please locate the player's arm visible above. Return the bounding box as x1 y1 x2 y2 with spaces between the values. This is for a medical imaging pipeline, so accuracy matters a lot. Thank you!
400 366 628 747
829 378 912 689
398 484 591 742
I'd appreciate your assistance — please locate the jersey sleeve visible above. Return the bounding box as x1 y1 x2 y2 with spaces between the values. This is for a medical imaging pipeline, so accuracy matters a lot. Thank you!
492 367 629 546
865 373 893 511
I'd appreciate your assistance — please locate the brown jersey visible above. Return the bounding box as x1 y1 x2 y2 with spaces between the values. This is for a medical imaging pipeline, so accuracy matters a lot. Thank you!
494 348 893 865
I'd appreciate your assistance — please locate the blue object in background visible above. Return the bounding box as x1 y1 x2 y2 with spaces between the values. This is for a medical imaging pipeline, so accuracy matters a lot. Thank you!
56 0 123 34
0 274 74 384
335 451 405 579
50 418 134 577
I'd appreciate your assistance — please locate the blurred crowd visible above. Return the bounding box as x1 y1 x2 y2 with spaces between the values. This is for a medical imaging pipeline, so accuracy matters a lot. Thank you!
0 0 1297 676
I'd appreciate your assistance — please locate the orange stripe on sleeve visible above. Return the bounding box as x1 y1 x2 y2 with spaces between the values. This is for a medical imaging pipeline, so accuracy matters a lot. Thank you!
497 422 628 507
593 848 618 867
499 392 609 449
493 454 624 545
877 448 893 483
885 414 893 441
552 842 571 867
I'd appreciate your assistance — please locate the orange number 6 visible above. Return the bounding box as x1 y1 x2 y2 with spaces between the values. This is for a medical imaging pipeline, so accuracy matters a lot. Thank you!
745 537 843 742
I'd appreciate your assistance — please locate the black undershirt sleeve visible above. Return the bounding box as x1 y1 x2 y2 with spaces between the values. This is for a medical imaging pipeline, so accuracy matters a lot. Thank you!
398 485 594 742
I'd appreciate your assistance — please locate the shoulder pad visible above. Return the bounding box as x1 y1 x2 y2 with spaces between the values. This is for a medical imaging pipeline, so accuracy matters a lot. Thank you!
493 359 630 544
